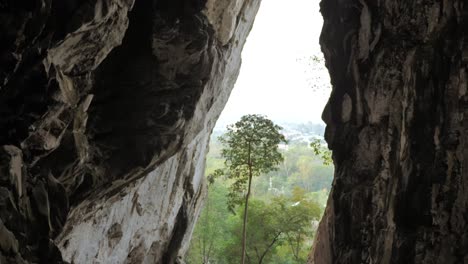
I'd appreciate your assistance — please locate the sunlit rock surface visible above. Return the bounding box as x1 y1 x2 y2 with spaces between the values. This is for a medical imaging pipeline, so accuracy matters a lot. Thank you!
0 0 260 263
311 1 467 263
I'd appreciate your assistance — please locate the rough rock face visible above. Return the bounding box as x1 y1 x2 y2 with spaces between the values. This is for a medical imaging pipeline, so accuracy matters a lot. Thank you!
311 0 467 263
0 0 260 263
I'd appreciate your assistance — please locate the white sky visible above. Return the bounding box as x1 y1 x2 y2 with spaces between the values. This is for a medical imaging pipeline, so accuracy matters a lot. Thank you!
216 0 331 128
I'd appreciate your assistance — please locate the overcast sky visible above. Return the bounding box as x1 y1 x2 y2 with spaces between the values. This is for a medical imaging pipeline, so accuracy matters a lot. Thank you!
216 0 331 128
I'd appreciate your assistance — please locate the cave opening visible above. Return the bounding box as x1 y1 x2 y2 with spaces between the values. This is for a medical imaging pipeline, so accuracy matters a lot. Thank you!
187 0 334 263
1 0 466 262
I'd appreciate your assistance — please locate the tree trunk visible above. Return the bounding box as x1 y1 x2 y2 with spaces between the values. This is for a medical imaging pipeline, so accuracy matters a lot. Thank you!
310 0 467 263
202 193 210 263
241 172 253 264
258 233 281 264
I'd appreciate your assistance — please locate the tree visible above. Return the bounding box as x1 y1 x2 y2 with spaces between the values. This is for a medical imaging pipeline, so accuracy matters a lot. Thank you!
215 114 286 264
310 139 332 166
223 199 282 264
283 187 322 262
187 181 231 264
223 194 321 264
296 53 330 92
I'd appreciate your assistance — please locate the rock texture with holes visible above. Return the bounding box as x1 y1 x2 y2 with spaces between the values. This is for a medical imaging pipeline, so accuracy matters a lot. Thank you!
310 1 467 263
0 0 260 263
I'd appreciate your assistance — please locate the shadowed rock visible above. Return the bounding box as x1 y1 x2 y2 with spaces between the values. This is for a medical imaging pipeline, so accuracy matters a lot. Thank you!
310 1 468 263
0 0 260 262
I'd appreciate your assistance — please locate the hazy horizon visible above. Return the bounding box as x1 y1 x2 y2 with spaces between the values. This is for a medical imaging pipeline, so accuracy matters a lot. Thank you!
215 0 331 129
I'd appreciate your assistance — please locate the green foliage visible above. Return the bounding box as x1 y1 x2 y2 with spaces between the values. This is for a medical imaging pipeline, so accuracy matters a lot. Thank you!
217 115 287 264
296 53 329 92
188 121 335 264
217 114 286 212
220 115 286 175
310 139 332 166
253 142 333 196
222 191 321 264
283 187 322 262
186 182 231 264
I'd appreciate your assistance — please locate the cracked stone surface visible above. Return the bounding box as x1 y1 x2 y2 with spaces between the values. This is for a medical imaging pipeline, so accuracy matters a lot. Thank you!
310 0 468 263
0 0 260 263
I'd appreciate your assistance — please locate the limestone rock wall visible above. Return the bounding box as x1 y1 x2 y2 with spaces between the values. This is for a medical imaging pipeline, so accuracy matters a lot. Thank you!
0 0 261 263
311 0 467 263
